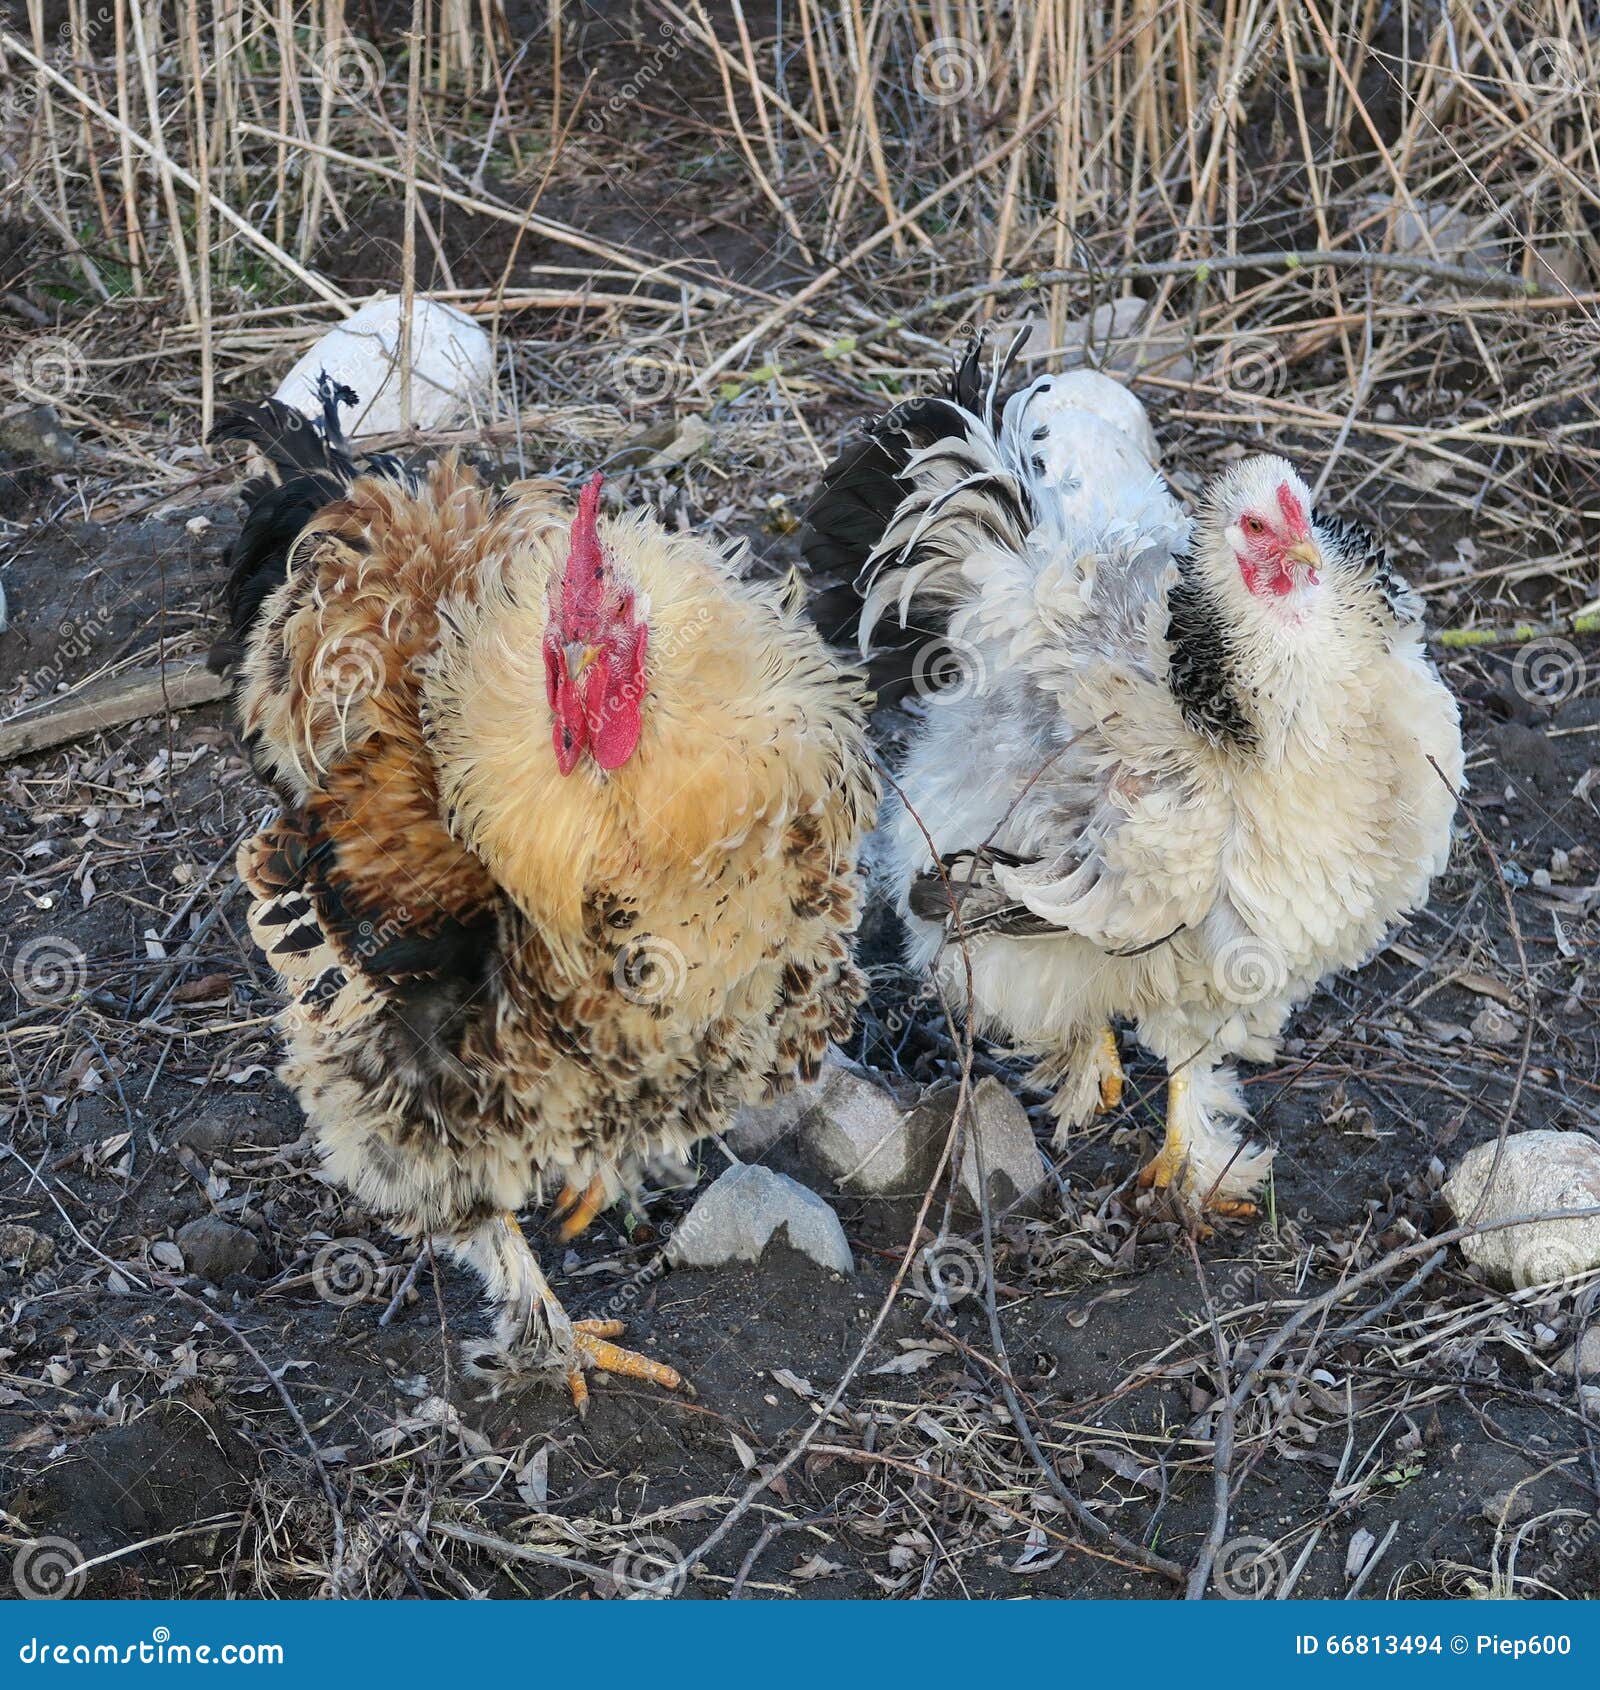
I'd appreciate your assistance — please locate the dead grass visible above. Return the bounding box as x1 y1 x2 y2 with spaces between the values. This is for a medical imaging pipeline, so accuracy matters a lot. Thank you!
0 1 1596 623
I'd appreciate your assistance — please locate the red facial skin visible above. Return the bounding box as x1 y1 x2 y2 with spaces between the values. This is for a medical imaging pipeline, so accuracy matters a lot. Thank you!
542 473 650 775
1236 482 1319 599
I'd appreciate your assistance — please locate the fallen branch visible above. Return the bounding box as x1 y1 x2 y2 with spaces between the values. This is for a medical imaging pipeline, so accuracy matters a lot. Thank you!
425 1521 612 1590
711 249 1563 392
0 658 227 764
1435 614 1600 647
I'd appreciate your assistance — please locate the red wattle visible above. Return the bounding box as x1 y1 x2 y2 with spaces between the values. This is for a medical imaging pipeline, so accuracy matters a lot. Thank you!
584 624 649 771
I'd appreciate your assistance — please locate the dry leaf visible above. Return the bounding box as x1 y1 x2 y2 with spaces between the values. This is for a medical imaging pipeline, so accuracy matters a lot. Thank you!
791 1554 842 1582
869 1348 943 1376
517 1444 552 1507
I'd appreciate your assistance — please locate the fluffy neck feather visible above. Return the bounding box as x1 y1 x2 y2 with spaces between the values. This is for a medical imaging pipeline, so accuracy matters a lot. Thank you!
427 509 803 971
1166 533 1384 758
1164 559 1259 752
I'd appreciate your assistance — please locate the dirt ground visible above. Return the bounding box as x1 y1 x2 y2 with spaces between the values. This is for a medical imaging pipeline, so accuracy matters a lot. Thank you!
1 4 1599 1604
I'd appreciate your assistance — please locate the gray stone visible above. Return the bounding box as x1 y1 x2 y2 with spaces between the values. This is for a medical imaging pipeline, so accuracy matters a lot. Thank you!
1443 1130 1600 1290
173 1110 237 1154
727 1076 825 1156
1554 1327 1600 1381
666 1164 853 1276
176 1216 260 1283
728 1049 915 1160
0 1222 55 1272
1059 298 1193 383
1469 1004 1521 1048
1526 242 1591 294
643 414 711 469
952 1078 1048 1215
807 1057 922 1191
1358 195 1503 273
733 1052 1046 1216
0 404 80 467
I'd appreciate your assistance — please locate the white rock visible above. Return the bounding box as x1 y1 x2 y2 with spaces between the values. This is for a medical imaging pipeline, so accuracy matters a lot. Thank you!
1443 1130 1600 1290
666 1163 853 1276
1469 1004 1520 1048
274 295 494 438
1059 297 1193 383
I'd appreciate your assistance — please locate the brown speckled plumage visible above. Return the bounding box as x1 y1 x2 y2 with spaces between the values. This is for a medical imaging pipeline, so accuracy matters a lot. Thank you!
224 447 877 1382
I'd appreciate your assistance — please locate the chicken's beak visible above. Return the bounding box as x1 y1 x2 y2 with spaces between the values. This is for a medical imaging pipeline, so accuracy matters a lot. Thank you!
1286 538 1322 570
565 640 599 679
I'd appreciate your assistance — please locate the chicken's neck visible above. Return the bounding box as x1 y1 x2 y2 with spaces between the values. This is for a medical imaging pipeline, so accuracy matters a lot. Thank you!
1164 565 1259 753
1164 554 1369 759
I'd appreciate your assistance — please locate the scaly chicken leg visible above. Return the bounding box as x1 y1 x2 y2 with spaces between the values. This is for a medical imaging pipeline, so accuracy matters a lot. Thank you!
1136 1071 1260 1220
1040 1024 1126 1133
455 1212 683 1411
1095 1026 1124 1112
552 1174 608 1241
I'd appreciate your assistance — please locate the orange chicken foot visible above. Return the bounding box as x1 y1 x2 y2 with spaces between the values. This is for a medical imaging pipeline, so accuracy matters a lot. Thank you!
1095 1026 1124 1113
1135 1073 1259 1221
552 1173 609 1241
456 1212 684 1411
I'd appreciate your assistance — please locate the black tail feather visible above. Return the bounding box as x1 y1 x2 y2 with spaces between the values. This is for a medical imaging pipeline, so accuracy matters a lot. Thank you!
798 340 1003 702
210 369 365 476
208 377 396 674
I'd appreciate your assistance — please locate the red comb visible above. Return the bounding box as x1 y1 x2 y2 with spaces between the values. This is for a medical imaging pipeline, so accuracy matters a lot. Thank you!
1275 481 1309 537
558 471 608 630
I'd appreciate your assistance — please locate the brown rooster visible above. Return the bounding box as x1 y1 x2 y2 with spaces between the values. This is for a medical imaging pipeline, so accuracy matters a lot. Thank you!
212 390 877 1406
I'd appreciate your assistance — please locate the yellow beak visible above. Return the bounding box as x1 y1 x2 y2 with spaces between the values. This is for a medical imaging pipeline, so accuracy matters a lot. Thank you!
1286 539 1321 569
565 640 599 678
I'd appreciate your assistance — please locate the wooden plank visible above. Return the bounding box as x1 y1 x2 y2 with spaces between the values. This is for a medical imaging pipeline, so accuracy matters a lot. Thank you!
0 658 229 764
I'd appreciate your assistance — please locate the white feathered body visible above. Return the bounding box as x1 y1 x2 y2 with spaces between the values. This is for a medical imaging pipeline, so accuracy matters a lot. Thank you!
887 541 1460 1068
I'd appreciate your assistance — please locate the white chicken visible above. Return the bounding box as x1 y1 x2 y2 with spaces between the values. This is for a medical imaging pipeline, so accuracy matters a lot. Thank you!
804 346 1463 1217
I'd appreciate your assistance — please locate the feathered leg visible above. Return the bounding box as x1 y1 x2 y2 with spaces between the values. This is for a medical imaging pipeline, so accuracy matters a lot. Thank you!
1042 1024 1126 1145
447 1212 683 1411
1136 1065 1273 1219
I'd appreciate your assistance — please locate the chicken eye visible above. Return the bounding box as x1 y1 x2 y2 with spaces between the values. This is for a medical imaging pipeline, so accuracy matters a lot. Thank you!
1242 514 1265 536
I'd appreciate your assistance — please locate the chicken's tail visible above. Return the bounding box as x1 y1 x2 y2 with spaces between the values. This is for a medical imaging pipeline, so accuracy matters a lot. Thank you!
207 373 406 673
799 337 1028 701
